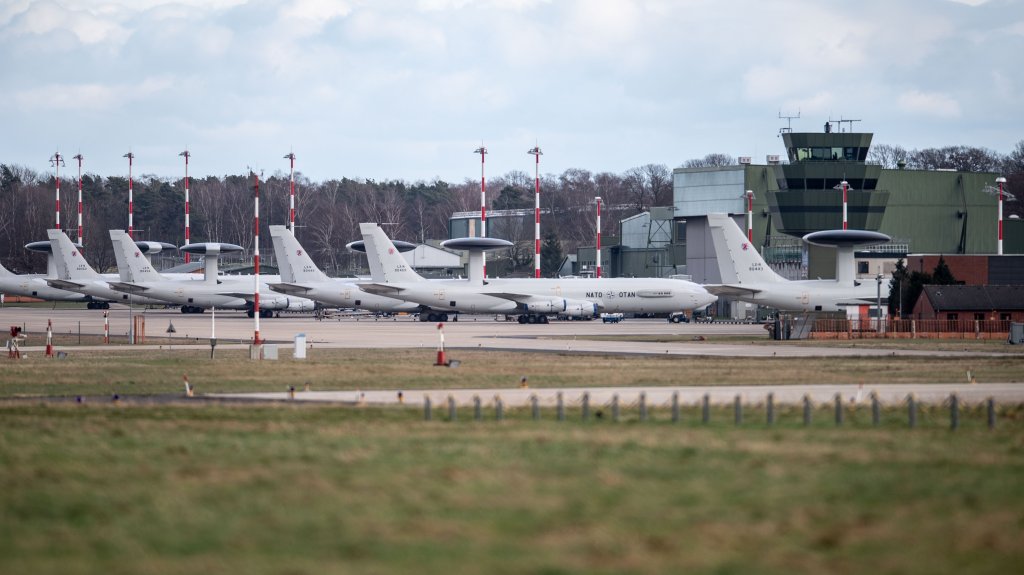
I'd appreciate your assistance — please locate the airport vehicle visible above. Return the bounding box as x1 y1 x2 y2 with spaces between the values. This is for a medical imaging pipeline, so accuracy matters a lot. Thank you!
601 313 624 324
266 225 423 314
106 230 316 317
358 223 717 323
705 212 889 312
46 230 176 308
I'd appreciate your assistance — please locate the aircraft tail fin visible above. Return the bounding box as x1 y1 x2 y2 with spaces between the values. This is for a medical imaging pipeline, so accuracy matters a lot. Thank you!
109 230 164 283
269 225 329 284
707 213 785 284
359 223 425 283
47 229 100 280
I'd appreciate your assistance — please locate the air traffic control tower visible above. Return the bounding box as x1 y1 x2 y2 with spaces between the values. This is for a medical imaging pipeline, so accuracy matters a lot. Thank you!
769 124 889 236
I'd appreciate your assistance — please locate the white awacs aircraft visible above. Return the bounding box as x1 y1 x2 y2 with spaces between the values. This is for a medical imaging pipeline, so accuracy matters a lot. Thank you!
0 255 98 305
107 229 316 317
267 224 421 313
46 229 175 307
706 212 889 312
357 223 717 323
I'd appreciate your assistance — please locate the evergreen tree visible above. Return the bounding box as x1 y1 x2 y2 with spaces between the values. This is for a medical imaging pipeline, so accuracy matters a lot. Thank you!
888 258 909 317
931 256 958 285
540 230 564 278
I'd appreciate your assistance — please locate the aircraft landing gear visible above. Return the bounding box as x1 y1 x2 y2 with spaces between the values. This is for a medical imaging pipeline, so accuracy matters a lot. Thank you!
517 314 549 324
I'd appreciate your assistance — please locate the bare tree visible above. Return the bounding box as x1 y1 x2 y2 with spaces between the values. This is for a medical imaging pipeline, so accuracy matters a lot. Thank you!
868 144 910 168
683 153 734 168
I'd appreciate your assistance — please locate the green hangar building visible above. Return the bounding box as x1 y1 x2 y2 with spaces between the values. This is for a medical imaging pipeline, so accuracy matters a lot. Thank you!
673 128 1022 288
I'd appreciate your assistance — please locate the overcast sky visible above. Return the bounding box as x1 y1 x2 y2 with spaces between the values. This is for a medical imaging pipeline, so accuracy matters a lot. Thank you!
2 0 1021 183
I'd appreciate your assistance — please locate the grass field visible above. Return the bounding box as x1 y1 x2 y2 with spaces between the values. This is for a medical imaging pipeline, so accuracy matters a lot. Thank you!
2 347 1023 574
1 348 1023 398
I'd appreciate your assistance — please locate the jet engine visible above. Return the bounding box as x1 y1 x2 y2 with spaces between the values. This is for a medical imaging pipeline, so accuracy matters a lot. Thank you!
561 299 599 318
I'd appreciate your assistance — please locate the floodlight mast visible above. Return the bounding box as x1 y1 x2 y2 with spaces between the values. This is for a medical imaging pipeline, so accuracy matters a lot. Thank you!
528 145 543 278
596 196 602 278
474 145 487 278
180 150 191 263
49 152 65 230
124 151 135 238
251 170 262 345
745 190 755 242
284 151 296 233
72 154 83 245
833 180 851 230
997 176 1007 255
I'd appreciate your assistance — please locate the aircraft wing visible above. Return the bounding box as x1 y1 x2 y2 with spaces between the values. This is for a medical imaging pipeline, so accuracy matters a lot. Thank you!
268 282 312 295
218 291 257 301
107 281 150 294
355 282 407 297
46 279 86 290
704 284 763 297
482 292 548 303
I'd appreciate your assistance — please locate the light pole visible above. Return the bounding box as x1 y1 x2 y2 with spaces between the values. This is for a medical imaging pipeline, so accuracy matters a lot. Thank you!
876 273 883 333
474 145 487 278
180 150 191 263
595 196 602 278
124 151 135 238
49 152 65 230
284 151 297 233
744 189 754 242
528 145 543 278
996 176 1007 255
72 153 83 245
833 180 851 230
251 170 262 346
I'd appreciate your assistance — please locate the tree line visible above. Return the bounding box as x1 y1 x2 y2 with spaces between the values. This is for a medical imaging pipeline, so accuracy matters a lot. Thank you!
2 139 1021 278
0 163 673 277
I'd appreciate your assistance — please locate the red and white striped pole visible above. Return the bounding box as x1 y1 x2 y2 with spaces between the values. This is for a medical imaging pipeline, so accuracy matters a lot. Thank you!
474 145 487 277
996 176 1006 255
252 171 262 345
103 311 109 344
180 150 191 263
284 152 296 233
434 322 446 366
745 189 754 242
50 152 64 230
595 196 602 278
124 152 135 238
528 145 543 278
841 180 849 230
73 154 83 245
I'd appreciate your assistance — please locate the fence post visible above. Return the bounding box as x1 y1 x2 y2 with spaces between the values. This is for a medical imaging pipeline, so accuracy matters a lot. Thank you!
495 395 504 422
907 393 916 429
448 395 457 422
424 396 432 421
612 394 620 422
987 397 996 429
950 393 959 431
803 394 812 427
531 394 539 421
473 395 482 421
702 393 710 424
671 391 680 424
734 394 743 426
834 392 844 426
766 392 775 426
582 392 590 422
556 392 565 422
871 391 880 427
639 392 648 422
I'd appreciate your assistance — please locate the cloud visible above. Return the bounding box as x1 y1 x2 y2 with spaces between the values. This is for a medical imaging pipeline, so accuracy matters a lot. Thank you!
13 76 176 111
897 90 961 118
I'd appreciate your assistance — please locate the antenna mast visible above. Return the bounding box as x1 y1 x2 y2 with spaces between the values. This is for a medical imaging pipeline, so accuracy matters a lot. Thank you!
778 109 800 136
